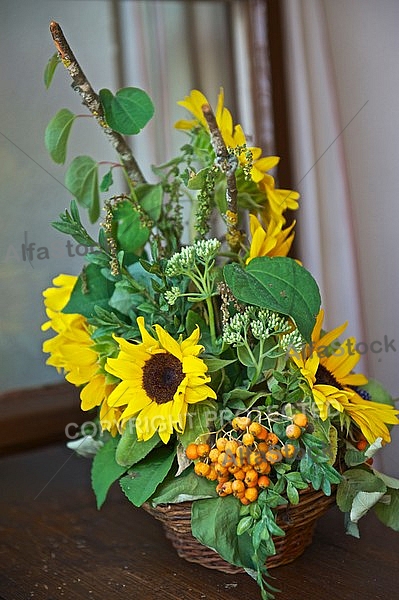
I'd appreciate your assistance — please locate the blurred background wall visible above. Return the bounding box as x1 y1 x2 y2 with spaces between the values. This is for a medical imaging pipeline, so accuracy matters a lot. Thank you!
1 0 398 474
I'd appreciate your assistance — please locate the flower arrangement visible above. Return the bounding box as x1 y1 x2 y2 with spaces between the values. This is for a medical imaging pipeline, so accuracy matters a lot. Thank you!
42 23 399 600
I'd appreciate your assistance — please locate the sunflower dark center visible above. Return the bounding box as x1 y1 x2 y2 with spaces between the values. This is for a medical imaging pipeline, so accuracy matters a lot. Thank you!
142 352 185 404
315 363 343 389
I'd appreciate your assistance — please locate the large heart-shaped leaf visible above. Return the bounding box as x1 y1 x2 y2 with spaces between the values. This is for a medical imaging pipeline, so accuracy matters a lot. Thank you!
45 108 75 164
99 87 154 135
224 256 321 342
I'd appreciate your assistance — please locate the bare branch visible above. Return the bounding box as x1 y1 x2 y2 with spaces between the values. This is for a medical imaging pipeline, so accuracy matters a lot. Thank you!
49 21 146 185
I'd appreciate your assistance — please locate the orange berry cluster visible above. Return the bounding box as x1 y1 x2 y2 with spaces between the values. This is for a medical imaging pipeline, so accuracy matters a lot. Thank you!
186 414 308 505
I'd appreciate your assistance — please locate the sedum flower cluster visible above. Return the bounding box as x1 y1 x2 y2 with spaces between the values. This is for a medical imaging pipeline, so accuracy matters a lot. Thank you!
42 56 399 600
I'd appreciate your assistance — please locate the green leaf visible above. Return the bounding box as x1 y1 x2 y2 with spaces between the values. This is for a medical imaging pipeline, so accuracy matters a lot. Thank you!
52 200 97 246
336 468 387 513
350 490 386 523
361 378 394 406
45 108 76 164
115 424 160 467
119 444 176 507
191 496 247 568
91 437 127 509
99 87 154 135
187 167 211 190
202 357 237 372
151 468 217 506
44 52 61 89
224 257 321 342
237 515 254 536
113 200 150 254
65 155 100 223
179 400 217 448
63 263 113 318
372 470 399 490
345 449 366 467
374 489 399 531
100 168 114 192
135 184 163 222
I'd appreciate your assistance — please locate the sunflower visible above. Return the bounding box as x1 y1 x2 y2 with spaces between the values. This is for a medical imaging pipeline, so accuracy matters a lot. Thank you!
105 317 217 444
292 310 399 443
258 173 300 222
42 274 118 434
246 214 296 264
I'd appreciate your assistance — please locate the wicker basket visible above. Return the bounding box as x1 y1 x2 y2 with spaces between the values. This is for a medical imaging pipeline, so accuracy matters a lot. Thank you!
143 486 335 573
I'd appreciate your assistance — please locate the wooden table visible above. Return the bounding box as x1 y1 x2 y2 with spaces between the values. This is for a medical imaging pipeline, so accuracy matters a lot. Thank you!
1 442 399 600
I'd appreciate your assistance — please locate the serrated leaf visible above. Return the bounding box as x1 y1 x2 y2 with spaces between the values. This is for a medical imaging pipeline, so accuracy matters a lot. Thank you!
99 86 154 135
45 108 75 164
65 156 100 223
350 490 386 523
115 424 160 467
151 467 217 506
371 470 399 490
345 449 366 467
374 489 399 531
191 496 245 567
44 52 61 89
224 257 321 342
91 437 127 509
336 468 387 513
119 444 176 507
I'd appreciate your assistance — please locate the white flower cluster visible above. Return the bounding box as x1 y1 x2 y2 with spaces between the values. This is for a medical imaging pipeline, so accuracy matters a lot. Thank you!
164 286 181 306
165 238 221 277
223 307 303 351
250 309 292 340
222 309 251 345
280 329 305 354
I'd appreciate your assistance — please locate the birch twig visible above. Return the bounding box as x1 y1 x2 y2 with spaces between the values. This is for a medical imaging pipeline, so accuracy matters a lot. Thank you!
49 21 146 185
201 103 242 252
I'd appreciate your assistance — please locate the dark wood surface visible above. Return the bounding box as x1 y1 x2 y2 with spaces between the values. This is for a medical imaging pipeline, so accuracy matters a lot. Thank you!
1 443 399 600
0 383 85 455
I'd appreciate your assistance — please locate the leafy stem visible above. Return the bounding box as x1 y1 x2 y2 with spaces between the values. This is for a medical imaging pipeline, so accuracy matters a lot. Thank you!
49 21 146 185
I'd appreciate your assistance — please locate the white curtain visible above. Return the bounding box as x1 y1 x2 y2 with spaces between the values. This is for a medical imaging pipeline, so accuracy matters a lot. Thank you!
281 0 399 475
280 0 367 365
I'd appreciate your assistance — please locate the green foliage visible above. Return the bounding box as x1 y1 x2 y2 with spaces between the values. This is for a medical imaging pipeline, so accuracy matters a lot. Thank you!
44 52 61 89
224 257 321 342
52 199 97 246
45 108 76 164
151 467 217 506
91 437 127 509
65 155 100 223
178 400 218 448
191 496 248 568
119 444 176 507
63 262 115 318
99 87 154 135
375 489 399 531
116 425 161 467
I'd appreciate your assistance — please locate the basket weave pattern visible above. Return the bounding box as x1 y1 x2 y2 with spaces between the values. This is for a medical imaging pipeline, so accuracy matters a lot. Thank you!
143 486 335 573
